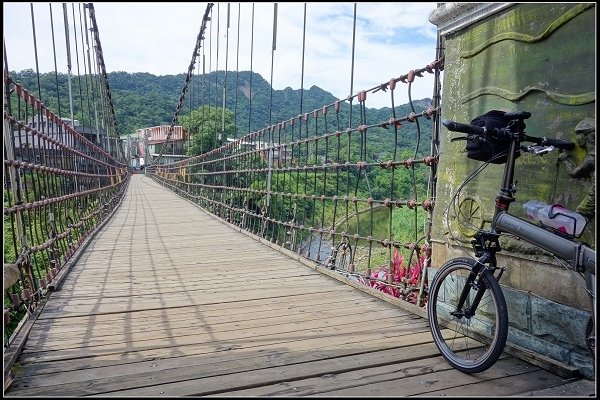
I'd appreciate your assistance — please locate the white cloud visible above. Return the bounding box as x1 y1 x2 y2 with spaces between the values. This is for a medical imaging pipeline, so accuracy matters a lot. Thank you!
3 2 440 108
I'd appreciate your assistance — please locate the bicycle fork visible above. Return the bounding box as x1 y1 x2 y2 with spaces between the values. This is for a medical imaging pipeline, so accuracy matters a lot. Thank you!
452 253 502 319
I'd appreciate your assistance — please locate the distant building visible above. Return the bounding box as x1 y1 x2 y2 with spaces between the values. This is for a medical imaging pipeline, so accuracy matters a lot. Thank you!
11 114 106 148
126 125 188 165
9 114 113 171
226 137 291 165
7 114 122 197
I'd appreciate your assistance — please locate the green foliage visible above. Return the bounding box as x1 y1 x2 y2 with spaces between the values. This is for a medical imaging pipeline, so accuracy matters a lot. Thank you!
181 105 237 156
9 70 433 147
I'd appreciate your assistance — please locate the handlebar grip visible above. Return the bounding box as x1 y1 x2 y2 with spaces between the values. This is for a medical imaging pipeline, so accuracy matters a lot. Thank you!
540 137 575 150
442 119 486 135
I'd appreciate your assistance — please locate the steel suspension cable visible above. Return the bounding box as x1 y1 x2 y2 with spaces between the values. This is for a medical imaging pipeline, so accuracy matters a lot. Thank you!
88 3 120 155
30 4 42 101
222 3 230 143
247 3 256 233
265 3 277 210
62 4 75 128
89 36 107 153
82 6 100 150
299 3 307 116
248 3 254 135
342 3 358 259
82 6 103 189
348 3 357 128
222 3 232 213
152 3 213 166
52 4 70 256
68 4 82 196
201 47 205 153
234 3 241 133
233 3 242 217
78 4 93 143
214 3 220 146
49 4 63 123
48 3 63 207
188 59 193 155
29 4 48 282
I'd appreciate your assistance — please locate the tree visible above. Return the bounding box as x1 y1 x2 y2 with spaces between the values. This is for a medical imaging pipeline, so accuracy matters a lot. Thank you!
180 105 238 156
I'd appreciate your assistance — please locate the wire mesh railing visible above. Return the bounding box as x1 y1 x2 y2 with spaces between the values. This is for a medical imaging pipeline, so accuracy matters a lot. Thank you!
3 71 129 348
147 56 443 309
3 2 127 351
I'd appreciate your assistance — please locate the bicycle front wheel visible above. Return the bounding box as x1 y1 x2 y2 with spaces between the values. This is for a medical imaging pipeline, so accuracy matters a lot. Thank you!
427 257 508 373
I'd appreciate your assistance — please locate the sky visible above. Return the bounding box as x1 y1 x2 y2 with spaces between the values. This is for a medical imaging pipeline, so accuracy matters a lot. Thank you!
3 2 440 109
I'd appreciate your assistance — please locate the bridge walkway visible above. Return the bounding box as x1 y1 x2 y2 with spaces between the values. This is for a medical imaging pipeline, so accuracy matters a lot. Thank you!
4 174 594 397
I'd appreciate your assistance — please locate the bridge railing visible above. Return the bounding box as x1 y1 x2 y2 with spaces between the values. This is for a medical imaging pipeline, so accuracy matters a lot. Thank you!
3 72 129 348
147 58 443 308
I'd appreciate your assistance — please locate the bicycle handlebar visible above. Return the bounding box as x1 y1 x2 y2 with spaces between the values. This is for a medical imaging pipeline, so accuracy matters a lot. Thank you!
442 118 575 150
441 119 485 135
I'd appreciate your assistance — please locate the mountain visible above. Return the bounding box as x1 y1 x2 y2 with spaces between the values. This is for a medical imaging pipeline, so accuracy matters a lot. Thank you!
8 69 433 155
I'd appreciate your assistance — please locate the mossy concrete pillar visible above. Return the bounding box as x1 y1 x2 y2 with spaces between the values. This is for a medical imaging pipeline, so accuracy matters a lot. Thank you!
429 3 595 377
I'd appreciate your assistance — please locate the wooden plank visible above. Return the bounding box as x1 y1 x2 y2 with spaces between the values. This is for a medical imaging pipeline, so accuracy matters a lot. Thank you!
421 369 585 396
17 316 429 362
14 327 438 380
512 379 596 397
48 275 343 298
23 307 422 350
294 357 549 397
217 354 515 397
35 286 353 317
32 292 387 323
11 340 452 396
26 296 377 335
25 300 410 345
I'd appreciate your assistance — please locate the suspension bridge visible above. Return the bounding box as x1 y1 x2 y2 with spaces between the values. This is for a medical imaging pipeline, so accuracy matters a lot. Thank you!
3 3 595 397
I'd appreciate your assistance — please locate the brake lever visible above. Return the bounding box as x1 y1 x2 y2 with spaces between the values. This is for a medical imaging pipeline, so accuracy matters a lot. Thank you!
527 145 555 155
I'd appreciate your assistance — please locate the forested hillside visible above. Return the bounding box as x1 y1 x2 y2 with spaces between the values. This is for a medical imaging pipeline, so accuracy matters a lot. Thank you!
9 69 433 156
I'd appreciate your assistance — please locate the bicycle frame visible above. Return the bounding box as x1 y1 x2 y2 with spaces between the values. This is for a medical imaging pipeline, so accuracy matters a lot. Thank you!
475 126 596 353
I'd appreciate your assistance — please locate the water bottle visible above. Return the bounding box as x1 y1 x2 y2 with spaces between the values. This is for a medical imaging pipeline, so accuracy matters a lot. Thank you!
523 200 588 237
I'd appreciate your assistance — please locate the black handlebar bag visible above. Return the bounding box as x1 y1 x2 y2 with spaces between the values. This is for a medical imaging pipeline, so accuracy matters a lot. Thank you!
461 110 526 164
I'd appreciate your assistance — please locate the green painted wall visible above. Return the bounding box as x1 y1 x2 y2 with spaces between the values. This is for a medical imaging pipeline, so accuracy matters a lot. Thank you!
434 3 595 251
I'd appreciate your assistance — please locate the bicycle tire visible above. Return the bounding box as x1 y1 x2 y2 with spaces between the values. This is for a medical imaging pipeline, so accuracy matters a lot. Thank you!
586 316 595 358
427 257 508 373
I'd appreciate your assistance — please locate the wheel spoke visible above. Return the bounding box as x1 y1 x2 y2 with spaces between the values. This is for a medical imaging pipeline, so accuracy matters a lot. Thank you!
427 258 508 373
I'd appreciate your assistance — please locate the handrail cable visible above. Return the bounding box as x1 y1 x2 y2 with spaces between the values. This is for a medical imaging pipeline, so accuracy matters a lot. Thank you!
265 3 277 210
234 3 241 133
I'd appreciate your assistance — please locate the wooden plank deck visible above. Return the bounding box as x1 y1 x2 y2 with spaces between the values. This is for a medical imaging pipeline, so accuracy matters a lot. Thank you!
4 174 595 397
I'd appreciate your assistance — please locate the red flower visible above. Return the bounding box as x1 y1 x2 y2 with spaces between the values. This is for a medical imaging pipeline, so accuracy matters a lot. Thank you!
410 255 424 286
391 249 406 283
362 251 426 305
